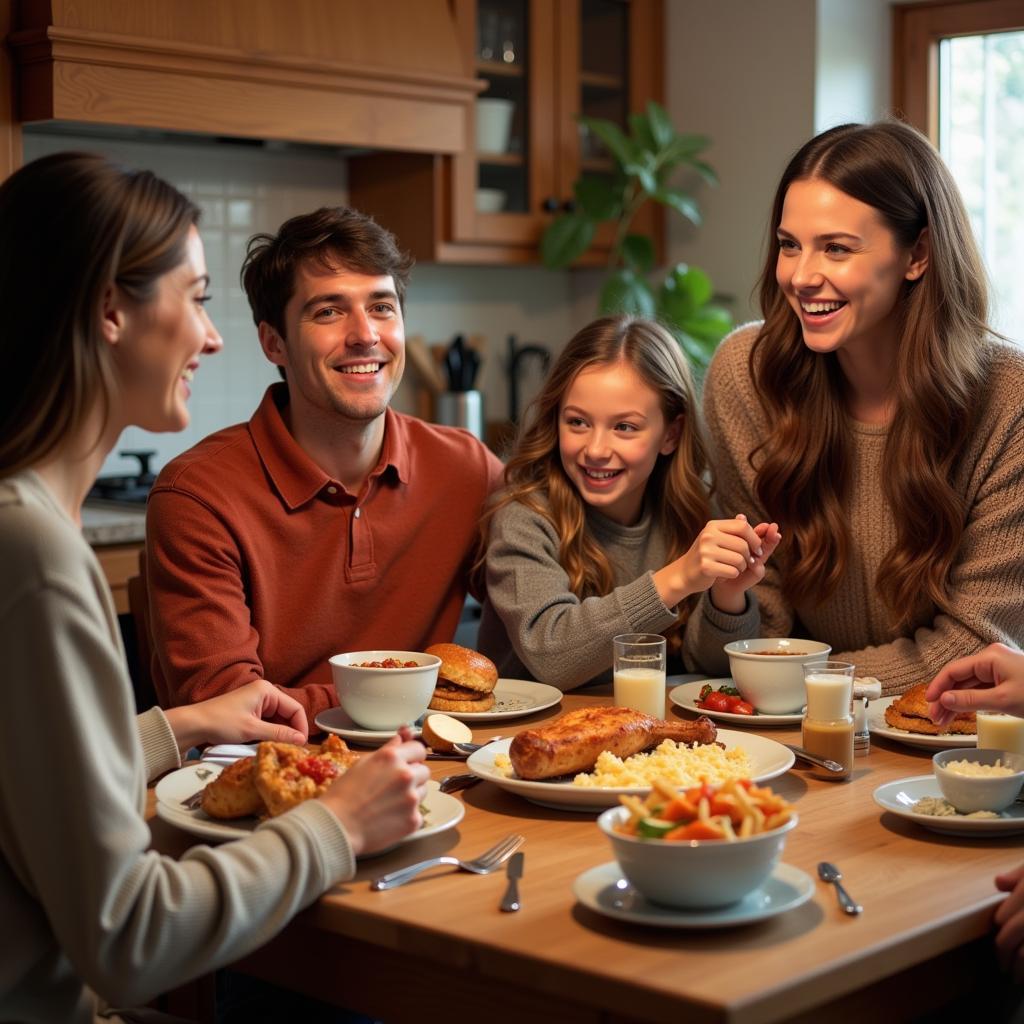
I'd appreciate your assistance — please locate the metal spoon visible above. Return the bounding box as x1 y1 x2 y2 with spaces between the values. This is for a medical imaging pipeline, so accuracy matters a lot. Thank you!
818 862 863 915
785 744 846 774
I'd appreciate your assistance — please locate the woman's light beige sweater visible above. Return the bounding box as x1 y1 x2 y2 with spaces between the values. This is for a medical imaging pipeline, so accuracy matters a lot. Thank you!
687 323 1024 695
0 471 355 1024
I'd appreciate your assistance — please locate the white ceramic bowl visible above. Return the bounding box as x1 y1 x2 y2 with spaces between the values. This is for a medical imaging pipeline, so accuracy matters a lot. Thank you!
724 638 832 715
475 187 507 213
329 651 441 730
932 748 1024 813
597 805 797 909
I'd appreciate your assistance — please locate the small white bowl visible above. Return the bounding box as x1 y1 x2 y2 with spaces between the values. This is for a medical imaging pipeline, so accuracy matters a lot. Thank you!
329 651 441 730
724 638 832 715
597 805 797 909
475 187 506 213
932 748 1024 813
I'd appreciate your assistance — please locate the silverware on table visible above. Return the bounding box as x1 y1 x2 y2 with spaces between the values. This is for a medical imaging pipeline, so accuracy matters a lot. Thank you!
818 861 863 915
370 833 524 891
426 736 504 761
500 851 524 912
438 773 481 794
785 744 846 775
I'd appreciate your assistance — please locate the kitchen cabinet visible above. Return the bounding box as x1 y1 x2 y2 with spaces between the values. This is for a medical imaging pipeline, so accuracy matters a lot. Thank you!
93 543 144 617
3 0 477 163
349 0 664 265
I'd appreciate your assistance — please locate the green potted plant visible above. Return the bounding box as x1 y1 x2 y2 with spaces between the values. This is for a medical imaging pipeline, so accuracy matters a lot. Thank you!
541 101 732 369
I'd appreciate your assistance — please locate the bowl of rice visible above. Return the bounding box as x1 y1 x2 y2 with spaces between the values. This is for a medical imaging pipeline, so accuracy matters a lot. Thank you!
932 748 1024 813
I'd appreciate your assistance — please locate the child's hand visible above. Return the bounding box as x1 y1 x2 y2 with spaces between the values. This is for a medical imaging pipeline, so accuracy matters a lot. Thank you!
710 519 782 613
654 515 777 608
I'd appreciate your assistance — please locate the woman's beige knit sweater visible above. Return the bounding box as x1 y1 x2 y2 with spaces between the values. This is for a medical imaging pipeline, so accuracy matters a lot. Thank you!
687 323 1024 696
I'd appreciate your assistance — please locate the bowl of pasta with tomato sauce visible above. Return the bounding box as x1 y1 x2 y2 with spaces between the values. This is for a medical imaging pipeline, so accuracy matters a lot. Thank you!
597 778 797 909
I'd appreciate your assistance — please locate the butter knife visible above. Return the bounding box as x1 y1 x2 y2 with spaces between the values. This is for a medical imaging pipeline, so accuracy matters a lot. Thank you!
500 851 524 912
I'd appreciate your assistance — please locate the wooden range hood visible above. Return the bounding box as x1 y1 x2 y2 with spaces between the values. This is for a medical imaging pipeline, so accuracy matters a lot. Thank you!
6 0 480 154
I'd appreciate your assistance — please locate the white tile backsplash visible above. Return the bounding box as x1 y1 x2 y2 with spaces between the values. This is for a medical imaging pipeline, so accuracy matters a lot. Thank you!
23 130 585 479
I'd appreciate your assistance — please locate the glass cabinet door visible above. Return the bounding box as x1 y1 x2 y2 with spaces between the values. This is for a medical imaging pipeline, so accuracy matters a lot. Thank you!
475 0 530 214
577 0 630 181
452 0 558 246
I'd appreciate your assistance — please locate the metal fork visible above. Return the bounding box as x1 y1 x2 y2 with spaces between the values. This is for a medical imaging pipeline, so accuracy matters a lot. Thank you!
370 833 524 890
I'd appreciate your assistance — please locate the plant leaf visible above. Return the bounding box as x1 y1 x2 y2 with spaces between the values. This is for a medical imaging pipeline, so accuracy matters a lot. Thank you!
621 234 655 275
541 214 596 268
628 112 657 153
634 164 659 195
574 176 622 221
645 101 676 150
682 305 733 344
657 135 711 170
654 188 702 225
672 328 716 371
658 264 713 323
691 159 719 186
600 270 657 317
579 117 637 167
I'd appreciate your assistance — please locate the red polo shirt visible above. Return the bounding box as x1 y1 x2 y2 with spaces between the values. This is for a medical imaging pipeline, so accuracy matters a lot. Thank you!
146 384 504 718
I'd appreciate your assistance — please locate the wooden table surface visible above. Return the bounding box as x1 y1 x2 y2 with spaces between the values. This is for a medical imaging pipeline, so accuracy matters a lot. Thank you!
149 687 1023 1023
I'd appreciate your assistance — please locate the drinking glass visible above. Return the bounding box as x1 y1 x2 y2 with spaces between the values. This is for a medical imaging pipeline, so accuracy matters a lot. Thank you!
612 634 666 718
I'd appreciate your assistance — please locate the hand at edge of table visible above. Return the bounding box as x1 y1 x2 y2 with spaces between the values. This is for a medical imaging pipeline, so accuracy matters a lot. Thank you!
924 642 1024 727
994 863 1024 983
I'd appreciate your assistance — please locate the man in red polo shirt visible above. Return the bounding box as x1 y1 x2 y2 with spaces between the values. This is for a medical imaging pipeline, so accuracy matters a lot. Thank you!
146 207 504 720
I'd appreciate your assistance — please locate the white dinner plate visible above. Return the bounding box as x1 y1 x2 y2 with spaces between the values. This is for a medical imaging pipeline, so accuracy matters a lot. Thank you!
314 707 418 747
573 861 814 929
669 679 803 727
314 679 563 745
443 679 563 722
466 730 795 812
154 764 464 848
868 696 976 751
872 774 1024 836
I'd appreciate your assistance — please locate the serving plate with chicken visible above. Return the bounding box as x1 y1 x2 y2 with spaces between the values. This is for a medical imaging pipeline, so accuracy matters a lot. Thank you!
467 707 794 811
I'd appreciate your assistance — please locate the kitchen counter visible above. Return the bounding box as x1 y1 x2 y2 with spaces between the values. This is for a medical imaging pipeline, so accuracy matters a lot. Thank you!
83 501 146 615
82 500 147 546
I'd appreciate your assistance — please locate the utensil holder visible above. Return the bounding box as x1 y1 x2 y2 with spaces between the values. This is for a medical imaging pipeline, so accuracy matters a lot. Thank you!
437 390 484 441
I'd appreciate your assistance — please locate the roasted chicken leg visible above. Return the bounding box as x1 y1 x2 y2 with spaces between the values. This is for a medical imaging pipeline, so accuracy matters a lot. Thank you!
509 706 717 780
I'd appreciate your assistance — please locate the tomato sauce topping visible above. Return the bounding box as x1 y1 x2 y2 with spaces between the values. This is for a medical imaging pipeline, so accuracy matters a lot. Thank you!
296 757 341 784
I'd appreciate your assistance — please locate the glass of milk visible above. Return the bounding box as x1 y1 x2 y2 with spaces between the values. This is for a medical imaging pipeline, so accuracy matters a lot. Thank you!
977 712 1024 754
801 661 856 779
612 633 667 718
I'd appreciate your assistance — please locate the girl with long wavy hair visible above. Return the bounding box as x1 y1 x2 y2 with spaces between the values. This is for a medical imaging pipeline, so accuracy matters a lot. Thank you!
476 315 780 691
692 120 1024 696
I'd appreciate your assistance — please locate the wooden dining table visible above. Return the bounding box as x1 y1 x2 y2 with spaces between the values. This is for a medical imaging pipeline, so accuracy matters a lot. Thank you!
149 685 1023 1023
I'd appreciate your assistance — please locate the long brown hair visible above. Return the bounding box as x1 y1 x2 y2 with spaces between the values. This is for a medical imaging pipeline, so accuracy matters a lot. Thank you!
478 315 711 639
751 120 991 628
0 152 199 476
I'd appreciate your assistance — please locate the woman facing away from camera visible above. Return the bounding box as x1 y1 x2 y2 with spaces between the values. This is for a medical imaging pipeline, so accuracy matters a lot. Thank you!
0 152 428 1023
685 119 1024 696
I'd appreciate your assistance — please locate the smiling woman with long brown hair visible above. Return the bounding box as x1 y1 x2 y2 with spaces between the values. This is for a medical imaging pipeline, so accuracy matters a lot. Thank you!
688 120 1024 695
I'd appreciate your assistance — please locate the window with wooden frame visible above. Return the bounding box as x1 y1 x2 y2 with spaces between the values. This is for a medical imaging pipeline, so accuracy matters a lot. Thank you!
894 0 1024 340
